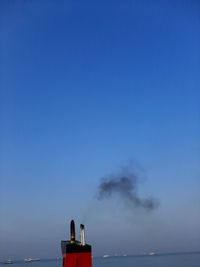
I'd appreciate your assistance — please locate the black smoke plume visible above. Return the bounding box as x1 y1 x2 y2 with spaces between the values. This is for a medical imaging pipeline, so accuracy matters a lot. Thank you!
97 168 158 211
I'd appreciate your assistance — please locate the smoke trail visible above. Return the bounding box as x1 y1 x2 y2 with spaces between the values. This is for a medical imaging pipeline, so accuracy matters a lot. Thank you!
97 168 158 211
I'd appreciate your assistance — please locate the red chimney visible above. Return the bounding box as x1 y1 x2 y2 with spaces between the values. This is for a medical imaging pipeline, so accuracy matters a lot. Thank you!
61 220 92 267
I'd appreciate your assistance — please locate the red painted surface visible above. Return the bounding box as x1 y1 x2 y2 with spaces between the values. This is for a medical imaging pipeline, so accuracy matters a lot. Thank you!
63 252 92 267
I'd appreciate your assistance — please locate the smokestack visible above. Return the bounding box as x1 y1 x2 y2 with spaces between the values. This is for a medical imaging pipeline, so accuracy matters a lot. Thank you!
61 220 92 267
70 220 75 243
80 224 85 246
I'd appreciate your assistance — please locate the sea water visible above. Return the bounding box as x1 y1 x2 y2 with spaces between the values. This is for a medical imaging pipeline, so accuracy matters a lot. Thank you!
93 253 200 267
1 253 200 267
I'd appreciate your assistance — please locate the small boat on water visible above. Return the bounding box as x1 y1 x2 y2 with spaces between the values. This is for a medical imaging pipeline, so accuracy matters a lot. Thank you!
3 260 13 264
149 252 156 256
103 255 110 258
24 258 40 263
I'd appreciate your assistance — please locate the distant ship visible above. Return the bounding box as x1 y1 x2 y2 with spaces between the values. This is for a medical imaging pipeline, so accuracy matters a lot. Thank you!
103 255 110 258
3 260 13 264
149 252 156 256
24 258 40 263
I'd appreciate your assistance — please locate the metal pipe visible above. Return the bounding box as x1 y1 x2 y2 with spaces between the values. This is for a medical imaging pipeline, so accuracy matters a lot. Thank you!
70 220 75 243
80 224 85 246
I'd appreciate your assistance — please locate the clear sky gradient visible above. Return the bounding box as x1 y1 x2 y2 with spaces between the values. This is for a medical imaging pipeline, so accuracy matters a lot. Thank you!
0 0 200 260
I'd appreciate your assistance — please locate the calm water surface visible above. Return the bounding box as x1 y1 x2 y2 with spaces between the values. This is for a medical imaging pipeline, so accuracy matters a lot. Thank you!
1 254 200 267
93 254 200 267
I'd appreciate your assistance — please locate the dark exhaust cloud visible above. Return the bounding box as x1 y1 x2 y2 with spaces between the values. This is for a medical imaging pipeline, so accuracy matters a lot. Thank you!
97 168 158 211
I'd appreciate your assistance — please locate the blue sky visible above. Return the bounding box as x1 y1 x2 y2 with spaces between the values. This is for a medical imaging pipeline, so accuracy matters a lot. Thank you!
0 0 200 259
